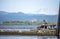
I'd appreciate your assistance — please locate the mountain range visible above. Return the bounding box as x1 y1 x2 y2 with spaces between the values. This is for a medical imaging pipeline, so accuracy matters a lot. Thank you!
0 11 58 22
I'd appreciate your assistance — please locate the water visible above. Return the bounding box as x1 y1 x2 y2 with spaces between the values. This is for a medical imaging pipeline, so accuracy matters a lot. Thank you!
0 36 57 39
0 25 57 29
0 25 39 29
0 25 57 39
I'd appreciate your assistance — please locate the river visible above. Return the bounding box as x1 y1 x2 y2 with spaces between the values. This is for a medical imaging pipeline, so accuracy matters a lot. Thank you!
0 25 57 29
0 25 38 29
0 36 57 39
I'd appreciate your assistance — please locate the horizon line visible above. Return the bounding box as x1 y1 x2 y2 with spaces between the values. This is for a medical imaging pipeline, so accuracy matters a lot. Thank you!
0 11 58 15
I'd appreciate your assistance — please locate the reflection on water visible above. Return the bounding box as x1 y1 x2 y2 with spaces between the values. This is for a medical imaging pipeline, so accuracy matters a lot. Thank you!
37 36 57 39
0 36 57 39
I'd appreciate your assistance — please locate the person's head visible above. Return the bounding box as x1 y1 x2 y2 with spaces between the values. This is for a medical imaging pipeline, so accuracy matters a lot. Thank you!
43 20 46 22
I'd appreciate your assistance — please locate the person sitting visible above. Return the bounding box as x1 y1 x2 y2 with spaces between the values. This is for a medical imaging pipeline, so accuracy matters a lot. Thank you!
42 19 48 29
43 20 48 24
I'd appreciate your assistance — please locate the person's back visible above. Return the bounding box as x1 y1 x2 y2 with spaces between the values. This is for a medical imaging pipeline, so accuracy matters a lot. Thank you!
42 20 48 29
43 20 48 24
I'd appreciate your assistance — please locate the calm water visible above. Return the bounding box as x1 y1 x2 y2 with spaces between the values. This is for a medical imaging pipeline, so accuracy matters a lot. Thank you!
0 36 57 39
0 25 39 29
0 25 57 29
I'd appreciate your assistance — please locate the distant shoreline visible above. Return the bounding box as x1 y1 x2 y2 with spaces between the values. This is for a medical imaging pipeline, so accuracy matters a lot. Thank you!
0 20 56 26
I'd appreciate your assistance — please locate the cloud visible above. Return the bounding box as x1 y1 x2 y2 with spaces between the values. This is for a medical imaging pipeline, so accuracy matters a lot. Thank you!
32 8 58 15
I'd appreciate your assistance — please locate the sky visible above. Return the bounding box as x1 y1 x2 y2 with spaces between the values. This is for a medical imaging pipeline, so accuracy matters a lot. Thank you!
0 0 59 15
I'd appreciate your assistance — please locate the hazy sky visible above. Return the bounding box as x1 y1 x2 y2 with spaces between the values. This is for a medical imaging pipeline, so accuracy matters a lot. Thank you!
0 0 59 15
